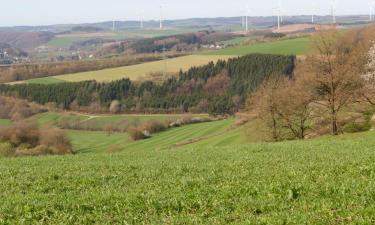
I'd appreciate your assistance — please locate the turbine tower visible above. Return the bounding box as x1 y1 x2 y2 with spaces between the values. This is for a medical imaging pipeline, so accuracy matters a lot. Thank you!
273 3 281 31
112 20 116 31
140 11 144 29
311 3 316 24
331 0 336 24
159 5 163 30
245 6 249 33
370 1 375 21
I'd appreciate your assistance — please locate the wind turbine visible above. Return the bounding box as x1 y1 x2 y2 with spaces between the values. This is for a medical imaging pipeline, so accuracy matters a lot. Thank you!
159 5 163 30
139 11 144 29
240 9 246 28
245 5 250 33
369 1 375 22
273 2 281 30
112 20 116 31
331 0 337 24
311 2 317 24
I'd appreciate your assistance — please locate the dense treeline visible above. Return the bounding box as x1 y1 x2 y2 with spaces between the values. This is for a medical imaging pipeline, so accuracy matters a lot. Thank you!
0 53 184 83
0 54 295 115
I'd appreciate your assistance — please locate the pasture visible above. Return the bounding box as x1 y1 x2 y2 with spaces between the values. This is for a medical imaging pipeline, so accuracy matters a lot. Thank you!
22 55 233 84
1 121 375 223
205 37 311 56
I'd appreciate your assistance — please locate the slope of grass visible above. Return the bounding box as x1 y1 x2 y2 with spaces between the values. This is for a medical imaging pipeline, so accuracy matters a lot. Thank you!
1 128 375 223
205 37 311 56
0 119 12 126
23 55 233 84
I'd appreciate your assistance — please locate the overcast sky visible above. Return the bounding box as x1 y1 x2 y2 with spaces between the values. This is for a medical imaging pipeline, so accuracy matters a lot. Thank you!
0 0 372 26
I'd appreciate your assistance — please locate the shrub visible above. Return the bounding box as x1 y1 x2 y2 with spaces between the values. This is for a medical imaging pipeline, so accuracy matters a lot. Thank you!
343 121 372 133
109 100 121 113
127 127 148 141
0 121 72 157
40 128 73 155
139 120 168 134
0 121 40 147
0 142 15 157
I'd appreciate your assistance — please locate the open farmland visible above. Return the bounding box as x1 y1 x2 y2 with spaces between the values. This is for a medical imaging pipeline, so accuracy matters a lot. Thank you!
1 120 375 223
205 37 311 56
22 55 233 84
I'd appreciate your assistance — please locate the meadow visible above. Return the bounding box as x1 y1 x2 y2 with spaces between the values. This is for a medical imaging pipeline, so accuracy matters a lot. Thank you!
1 119 375 223
22 55 232 84
205 37 311 56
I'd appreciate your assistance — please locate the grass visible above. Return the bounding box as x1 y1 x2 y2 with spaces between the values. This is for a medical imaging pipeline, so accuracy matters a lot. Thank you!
31 112 209 129
205 37 311 56
1 122 375 223
22 55 233 84
0 119 12 126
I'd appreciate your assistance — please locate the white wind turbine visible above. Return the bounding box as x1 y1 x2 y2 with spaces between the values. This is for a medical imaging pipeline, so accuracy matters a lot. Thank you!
112 20 116 31
311 2 317 24
331 0 337 24
139 11 144 29
273 2 282 30
245 5 250 33
369 1 375 22
159 4 163 30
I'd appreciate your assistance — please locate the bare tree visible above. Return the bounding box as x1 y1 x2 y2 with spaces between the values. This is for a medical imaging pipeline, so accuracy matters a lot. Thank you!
248 74 286 141
307 29 369 135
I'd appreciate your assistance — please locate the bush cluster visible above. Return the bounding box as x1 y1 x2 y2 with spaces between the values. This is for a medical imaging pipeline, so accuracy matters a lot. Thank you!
0 121 72 157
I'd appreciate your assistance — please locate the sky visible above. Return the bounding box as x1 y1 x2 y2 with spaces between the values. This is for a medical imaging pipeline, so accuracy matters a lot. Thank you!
0 0 372 26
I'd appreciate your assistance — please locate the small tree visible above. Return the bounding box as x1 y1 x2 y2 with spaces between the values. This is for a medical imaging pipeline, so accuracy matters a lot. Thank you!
248 74 286 141
109 100 121 113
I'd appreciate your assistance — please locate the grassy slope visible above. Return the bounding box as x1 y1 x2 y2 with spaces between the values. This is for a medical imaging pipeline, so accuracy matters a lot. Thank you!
1 126 375 223
0 119 12 126
31 112 208 128
205 37 311 56
23 55 232 84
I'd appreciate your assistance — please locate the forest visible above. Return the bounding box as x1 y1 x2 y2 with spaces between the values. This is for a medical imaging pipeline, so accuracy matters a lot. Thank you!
0 54 295 115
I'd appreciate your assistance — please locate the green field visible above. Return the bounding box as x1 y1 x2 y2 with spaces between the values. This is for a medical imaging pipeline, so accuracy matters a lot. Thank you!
205 37 311 56
1 116 375 223
21 55 232 84
0 119 11 126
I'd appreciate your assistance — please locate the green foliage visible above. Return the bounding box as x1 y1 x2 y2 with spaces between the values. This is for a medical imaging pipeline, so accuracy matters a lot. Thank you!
343 121 372 133
0 142 14 157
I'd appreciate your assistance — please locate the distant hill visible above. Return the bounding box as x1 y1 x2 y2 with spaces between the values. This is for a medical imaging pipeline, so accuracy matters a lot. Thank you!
0 15 370 33
0 32 54 50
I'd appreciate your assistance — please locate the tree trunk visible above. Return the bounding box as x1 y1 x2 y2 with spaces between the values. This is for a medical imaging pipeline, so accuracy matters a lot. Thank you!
331 112 339 135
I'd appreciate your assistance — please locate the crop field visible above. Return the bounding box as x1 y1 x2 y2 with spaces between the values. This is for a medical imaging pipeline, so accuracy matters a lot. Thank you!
22 55 233 84
1 120 375 223
205 37 311 56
